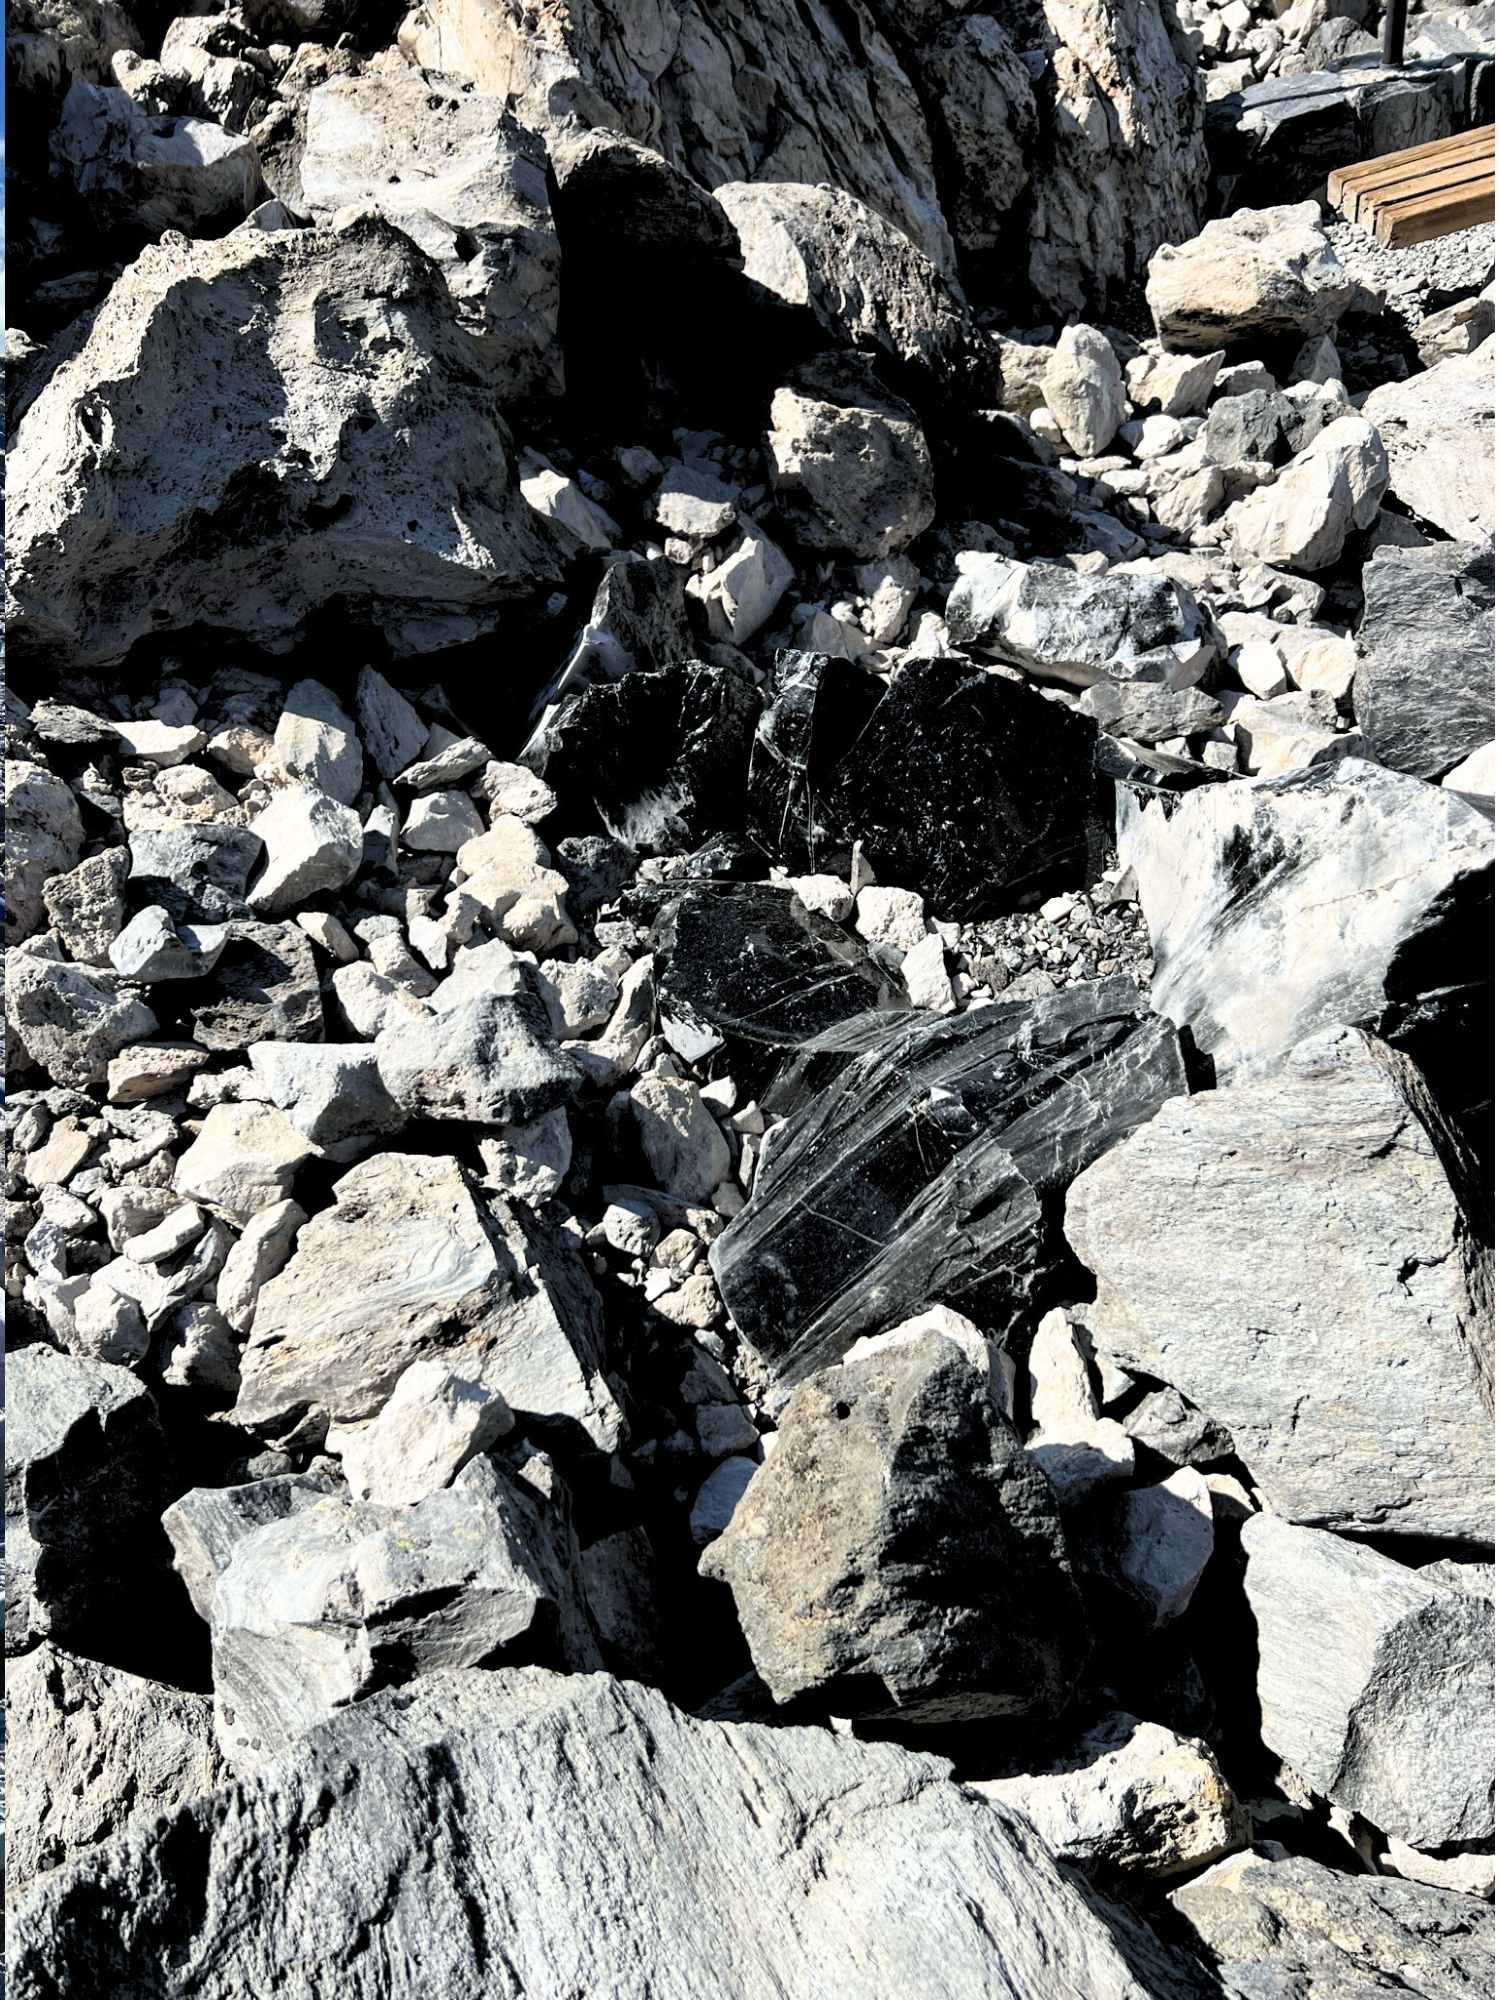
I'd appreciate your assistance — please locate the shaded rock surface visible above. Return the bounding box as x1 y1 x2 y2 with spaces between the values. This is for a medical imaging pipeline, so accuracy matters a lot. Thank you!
1354 542 1496 781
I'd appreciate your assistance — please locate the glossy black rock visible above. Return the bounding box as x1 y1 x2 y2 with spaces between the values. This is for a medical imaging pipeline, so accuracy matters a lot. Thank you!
709 975 1187 1389
744 649 883 873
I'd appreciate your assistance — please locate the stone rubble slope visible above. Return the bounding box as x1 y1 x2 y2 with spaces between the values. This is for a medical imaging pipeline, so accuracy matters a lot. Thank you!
4 0 1496 1987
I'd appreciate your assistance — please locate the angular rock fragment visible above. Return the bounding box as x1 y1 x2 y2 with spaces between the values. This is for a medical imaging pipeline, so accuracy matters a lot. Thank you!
7 1644 226 1900
53 79 261 235
1362 340 1495 542
247 1042 405 1157
188 919 324 1049
821 658 1109 918
162 1473 338 1622
1124 755 1494 1141
743 648 883 874
1026 1307 1135 1506
9 1668 1200 1999
1354 543 1495 781
43 844 130 963
1242 1514 1494 1849
268 678 363 805
128 823 263 924
1043 324 1128 457
1227 415 1387 572
642 879 899 1061
948 558 1217 691
1067 1026 1493 1541
537 662 760 856
712 976 1186 1386
1146 202 1356 353
1171 1848 1494 1999
7 217 565 670
971 1711 1244 1878
374 992 578 1126
7 1345 167 1653
5 955 159 1089
768 356 935 558
174 1102 316 1224
7 758 84 943
328 1360 515 1506
702 1333 1090 1724
234 1152 623 1450
209 1457 601 1770
1091 1468 1216 1629
248 786 363 914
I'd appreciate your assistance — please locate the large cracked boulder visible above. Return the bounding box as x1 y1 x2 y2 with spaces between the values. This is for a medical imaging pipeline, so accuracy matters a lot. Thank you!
1067 1026 1494 1542
7 1644 226 1900
1362 339 1495 542
6 215 566 672
701 1332 1091 1725
7 1345 169 1653
233 1151 624 1452
1354 542 1496 781
1146 202 1356 353
1242 1515 1494 1850
261 64 562 404
9 1668 1204 1998
767 356 935 558
1171 1847 1494 1999
1118 757 1494 1145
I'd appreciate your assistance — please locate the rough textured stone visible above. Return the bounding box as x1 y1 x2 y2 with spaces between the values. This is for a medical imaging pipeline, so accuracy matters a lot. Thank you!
1043 324 1129 457
1172 1847 1494 1999
948 558 1216 691
1362 339 1494 542
712 976 1186 1387
52 79 260 235
9 1667 1204 1999
162 1473 337 1623
7 218 564 671
7 758 85 943
233 1152 623 1451
374 992 578 1126
1242 1514 1494 1849
209 1457 600 1771
768 357 934 559
7 1345 167 1653
328 1360 515 1506
174 1102 316 1224
5 954 159 1089
1067 1026 1493 1542
1227 415 1387 572
1354 543 1495 781
702 1333 1089 1724
972 1711 1244 1879
7 1644 226 1900
1147 202 1356 353
189 920 324 1050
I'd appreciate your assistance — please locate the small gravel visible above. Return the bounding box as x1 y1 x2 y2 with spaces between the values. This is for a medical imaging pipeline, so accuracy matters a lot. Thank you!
1326 216 1496 326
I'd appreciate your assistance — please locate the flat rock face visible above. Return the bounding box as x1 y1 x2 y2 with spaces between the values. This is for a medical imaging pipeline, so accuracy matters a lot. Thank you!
1241 1515 1494 1849
1171 1847 1495 2000
233 1151 623 1452
1119 758 1494 1130
701 1333 1090 1724
711 976 1187 1387
7 1345 168 1653
268 64 562 403
1362 339 1496 542
1067 1026 1494 1542
1354 542 1496 781
7 217 566 671
7 1644 226 1899
9 1668 1199 1999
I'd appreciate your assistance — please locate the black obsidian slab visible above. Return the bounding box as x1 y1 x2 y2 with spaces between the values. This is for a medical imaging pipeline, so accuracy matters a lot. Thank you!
637 879 903 1061
820 657 1110 919
537 662 761 856
709 976 1187 1388
746 649 884 873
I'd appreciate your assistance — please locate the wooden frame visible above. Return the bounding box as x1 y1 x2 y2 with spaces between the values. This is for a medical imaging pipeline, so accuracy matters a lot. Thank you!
1328 125 1496 247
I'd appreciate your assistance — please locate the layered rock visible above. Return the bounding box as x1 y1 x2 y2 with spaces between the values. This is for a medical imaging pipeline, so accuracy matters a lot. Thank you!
1067 1026 1494 1542
9 1668 1202 1999
711 976 1186 1386
702 1332 1090 1724
7 216 566 670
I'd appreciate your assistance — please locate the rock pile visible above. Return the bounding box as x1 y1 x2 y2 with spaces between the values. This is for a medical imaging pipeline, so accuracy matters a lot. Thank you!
4 0 1495 1988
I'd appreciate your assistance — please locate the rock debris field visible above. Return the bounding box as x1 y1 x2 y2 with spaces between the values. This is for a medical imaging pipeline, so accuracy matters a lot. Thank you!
3 0 1497 1991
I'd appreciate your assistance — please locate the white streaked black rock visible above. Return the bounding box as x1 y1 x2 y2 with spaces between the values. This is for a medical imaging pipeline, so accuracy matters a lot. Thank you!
1353 542 1495 782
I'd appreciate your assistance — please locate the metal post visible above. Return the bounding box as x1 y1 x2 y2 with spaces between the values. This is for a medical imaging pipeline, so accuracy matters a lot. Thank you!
1383 0 1408 68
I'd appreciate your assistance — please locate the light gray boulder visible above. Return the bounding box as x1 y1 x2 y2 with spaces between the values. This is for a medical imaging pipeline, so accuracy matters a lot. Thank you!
1092 1467 1216 1628
7 1644 226 1899
7 217 565 672
1146 202 1356 353
5 954 159 1089
1067 1026 1494 1542
233 1151 624 1450
162 1472 338 1621
6 758 84 943
1361 339 1494 542
1078 681 1223 744
52 80 261 234
354 666 428 782
108 906 226 981
327 1359 514 1505
1118 757 1494 1105
265 64 561 404
1043 325 1128 457
42 844 130 963
768 357 934 559
701 1333 1090 1725
269 678 363 804
173 1102 315 1223
1242 1514 1494 1850
947 556 1217 689
1354 542 1495 780
1171 1847 1494 1998
247 1042 405 1157
374 990 578 1126
8 1667 1206 1999
247 786 363 914
971 1710 1245 1878
208 1456 601 1770
7 1345 167 1653
1226 414 1387 572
